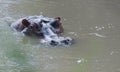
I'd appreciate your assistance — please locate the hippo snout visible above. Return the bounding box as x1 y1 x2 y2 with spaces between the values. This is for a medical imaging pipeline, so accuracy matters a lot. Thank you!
40 36 72 46
40 22 72 46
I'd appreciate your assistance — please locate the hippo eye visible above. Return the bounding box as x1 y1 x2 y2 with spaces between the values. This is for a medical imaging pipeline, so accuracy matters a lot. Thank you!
43 20 49 23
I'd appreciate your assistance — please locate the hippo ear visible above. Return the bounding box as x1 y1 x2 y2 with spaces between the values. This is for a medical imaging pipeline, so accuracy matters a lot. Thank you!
55 17 61 21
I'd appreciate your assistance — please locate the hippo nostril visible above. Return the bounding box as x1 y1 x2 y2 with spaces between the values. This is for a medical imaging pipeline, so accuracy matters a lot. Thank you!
62 40 69 45
50 40 58 46
51 40 55 43
66 39 70 42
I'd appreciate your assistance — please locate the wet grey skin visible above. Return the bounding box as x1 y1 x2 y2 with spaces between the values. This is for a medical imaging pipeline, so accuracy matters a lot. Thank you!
11 15 73 46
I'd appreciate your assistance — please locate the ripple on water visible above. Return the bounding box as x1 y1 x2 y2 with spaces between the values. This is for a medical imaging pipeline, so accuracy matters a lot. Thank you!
88 33 106 38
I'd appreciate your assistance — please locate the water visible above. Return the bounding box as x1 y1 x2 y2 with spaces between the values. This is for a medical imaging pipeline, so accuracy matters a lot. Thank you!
0 0 120 72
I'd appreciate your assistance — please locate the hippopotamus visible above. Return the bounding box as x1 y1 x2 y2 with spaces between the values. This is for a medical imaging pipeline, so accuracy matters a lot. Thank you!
11 15 72 46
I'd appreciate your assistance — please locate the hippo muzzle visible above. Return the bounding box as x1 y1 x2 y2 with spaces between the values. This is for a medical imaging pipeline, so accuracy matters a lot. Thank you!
40 22 72 46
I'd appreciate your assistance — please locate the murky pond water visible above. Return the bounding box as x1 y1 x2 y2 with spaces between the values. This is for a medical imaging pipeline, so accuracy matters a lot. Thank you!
0 0 120 72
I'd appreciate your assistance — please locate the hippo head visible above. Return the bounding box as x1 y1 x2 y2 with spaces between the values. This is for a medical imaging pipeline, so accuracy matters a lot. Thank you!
40 21 72 46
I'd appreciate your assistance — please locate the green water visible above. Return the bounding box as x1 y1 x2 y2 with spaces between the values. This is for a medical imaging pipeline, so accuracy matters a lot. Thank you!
0 0 120 72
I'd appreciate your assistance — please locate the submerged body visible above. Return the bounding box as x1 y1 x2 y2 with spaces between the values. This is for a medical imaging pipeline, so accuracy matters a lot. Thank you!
11 15 72 46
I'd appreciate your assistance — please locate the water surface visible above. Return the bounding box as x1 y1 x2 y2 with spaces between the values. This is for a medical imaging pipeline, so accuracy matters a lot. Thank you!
0 0 120 72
